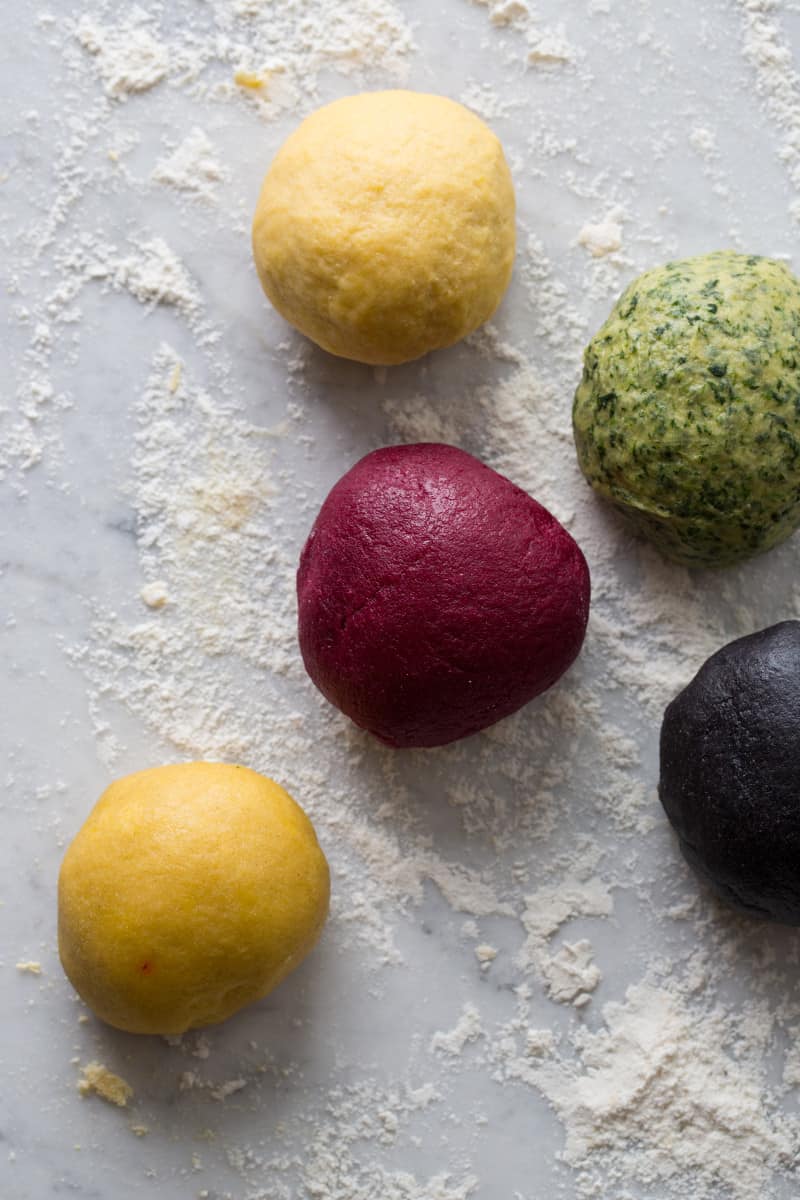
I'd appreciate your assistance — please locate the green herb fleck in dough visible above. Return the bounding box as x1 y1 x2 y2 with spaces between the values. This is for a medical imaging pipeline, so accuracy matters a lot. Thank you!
572 250 800 567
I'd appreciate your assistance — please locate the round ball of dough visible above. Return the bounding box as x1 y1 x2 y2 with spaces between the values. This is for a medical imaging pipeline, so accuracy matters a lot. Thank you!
297 444 590 748
573 251 800 567
58 763 330 1034
252 91 516 365
659 622 800 923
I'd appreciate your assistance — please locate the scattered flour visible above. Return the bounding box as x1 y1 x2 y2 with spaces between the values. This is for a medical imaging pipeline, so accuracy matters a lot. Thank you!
738 0 800 212
112 237 200 314
517 877 614 974
179 1069 248 1101
77 13 169 98
471 0 576 64
8 3 800 1199
527 982 796 1198
152 128 226 197
430 1003 484 1056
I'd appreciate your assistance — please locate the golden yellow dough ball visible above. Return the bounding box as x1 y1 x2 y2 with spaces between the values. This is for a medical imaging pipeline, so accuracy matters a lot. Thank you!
252 90 516 366
58 762 330 1035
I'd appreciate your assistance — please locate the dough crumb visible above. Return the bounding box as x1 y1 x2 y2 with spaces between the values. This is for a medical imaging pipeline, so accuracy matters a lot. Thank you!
234 70 267 90
475 943 498 971
78 1062 133 1107
130 1124 149 1137
140 580 169 608
15 961 42 975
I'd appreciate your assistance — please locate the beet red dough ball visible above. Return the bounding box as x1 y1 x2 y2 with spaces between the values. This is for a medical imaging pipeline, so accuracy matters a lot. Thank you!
297 444 591 748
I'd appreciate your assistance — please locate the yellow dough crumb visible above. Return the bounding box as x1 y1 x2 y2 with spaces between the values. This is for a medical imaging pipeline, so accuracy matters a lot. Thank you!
78 1061 133 1107
234 70 266 89
16 961 42 975
130 1123 149 1137
168 360 182 392
140 580 169 609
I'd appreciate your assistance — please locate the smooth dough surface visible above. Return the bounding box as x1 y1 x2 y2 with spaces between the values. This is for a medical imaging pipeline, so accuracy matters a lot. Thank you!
659 621 800 924
573 251 800 567
58 762 330 1035
252 90 516 365
297 443 590 748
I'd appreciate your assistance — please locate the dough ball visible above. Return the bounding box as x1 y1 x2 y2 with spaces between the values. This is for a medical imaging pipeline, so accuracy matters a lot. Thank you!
573 251 800 567
252 91 516 365
659 622 800 923
297 444 590 748
58 763 330 1034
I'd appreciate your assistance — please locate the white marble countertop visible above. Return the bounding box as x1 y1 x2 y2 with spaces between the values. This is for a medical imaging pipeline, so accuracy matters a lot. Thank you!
4 2 800 1198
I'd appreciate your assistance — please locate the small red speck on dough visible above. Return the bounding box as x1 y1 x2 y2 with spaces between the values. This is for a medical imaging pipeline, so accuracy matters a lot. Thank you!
140 961 154 974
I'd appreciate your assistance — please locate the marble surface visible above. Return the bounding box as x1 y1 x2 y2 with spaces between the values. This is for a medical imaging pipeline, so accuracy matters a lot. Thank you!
4 2 800 1198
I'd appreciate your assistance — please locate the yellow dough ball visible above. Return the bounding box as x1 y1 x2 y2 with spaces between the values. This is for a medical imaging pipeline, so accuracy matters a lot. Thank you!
58 763 330 1035
252 90 516 365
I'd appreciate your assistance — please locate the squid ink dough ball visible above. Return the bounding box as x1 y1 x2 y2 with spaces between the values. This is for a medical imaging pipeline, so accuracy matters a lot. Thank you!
573 252 800 567
659 621 800 923
297 443 591 749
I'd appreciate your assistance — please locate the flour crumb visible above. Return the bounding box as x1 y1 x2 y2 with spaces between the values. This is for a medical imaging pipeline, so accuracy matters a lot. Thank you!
689 125 717 158
78 1062 133 1108
526 1028 555 1057
431 1003 484 1056
15 961 42 975
527 27 574 65
210 1077 247 1101
541 940 600 1006
130 1123 149 1137
486 0 529 26
578 210 624 258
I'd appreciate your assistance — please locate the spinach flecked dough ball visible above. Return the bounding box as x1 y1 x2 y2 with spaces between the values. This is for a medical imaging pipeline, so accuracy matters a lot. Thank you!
252 91 516 365
660 622 800 923
297 443 590 748
58 763 330 1034
573 251 800 567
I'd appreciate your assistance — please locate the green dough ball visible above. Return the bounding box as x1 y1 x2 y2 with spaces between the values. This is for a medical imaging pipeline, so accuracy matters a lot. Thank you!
573 251 800 567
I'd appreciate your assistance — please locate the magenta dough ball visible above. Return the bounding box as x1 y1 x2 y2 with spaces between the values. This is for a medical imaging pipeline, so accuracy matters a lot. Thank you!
297 443 591 749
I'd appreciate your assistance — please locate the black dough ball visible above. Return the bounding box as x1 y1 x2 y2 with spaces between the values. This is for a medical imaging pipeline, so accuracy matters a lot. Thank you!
659 621 800 923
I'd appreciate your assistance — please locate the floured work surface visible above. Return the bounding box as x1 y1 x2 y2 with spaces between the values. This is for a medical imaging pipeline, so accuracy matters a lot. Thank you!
3 2 800 1198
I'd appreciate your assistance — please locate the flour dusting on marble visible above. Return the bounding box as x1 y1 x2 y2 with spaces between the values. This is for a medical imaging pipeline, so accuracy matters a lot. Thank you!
5 1 800 1198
